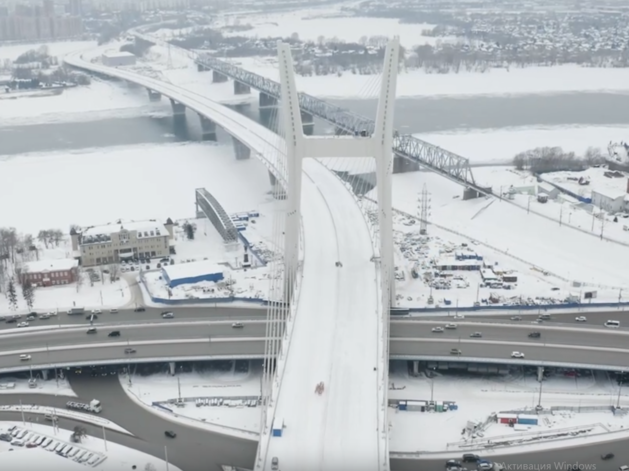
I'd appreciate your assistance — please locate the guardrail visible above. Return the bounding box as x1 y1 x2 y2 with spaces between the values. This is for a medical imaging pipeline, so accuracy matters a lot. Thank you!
405 301 629 314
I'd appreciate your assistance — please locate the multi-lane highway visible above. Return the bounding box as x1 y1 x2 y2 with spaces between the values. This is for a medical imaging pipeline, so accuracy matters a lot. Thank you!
0 306 267 331
2 318 629 370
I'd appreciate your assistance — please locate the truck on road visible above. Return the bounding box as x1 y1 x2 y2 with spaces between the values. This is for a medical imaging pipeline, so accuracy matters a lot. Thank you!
67 308 85 316
66 399 102 413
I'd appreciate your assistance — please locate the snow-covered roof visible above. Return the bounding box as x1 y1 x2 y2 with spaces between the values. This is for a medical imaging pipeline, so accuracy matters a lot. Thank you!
82 220 167 238
162 260 225 281
24 258 78 273
0 448 84 471
546 167 629 200
102 51 135 59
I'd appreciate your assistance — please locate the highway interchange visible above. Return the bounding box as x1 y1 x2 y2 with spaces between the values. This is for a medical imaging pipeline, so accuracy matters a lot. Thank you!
3 308 629 469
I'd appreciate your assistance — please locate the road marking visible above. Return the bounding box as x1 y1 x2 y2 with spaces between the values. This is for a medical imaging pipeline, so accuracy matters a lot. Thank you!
394 337 629 354
0 337 271 357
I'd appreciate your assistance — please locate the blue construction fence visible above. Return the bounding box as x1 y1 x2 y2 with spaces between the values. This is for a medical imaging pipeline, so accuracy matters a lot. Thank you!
138 270 266 306
237 231 267 266
406 301 629 314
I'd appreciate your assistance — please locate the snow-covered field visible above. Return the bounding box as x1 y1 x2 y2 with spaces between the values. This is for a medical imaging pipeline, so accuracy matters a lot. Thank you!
0 421 180 471
0 142 277 234
0 40 96 62
0 270 131 315
417 126 628 165
0 376 75 397
123 362 261 403
217 9 442 48
0 80 165 127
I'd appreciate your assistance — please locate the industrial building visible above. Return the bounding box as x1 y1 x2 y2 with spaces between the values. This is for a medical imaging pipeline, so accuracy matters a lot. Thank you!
21 259 79 287
591 188 629 213
161 261 224 288
72 219 173 266
101 51 136 67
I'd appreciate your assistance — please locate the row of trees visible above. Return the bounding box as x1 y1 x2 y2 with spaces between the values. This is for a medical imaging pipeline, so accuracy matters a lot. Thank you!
513 146 606 174
6 276 35 311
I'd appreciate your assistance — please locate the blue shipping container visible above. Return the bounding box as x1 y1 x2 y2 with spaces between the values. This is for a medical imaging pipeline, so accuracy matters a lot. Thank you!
517 417 538 425
398 401 407 411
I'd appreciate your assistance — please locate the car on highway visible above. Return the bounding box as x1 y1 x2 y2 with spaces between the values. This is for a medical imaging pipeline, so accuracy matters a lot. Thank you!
162 311 175 319
39 313 51 320
86 327 97 334
164 430 176 438
124 348 136 354
528 332 541 338
108 331 121 337
510 316 522 321
5 318 16 324
110 309 118 314
619 466 629 471
445 459 462 468
469 332 482 338
16 322 29 328
134 307 146 312
431 327 444 333
450 349 462 355
25 313 37 321
462 454 479 463
605 320 620 329
232 323 244 328
91 309 102 315
19 354 31 361
602 453 615 460
511 351 525 359
575 316 587 322
86 314 98 320
445 323 457 329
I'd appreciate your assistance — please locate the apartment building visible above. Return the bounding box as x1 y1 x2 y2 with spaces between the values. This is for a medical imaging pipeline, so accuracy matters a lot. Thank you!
72 219 174 267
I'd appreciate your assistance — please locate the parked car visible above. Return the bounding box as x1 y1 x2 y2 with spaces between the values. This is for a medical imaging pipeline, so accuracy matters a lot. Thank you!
511 351 525 359
575 316 587 322
164 430 176 438
469 332 482 338
431 327 444 333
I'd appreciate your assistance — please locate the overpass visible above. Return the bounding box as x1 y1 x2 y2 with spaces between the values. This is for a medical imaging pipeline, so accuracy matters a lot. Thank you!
131 29 485 193
5 319 629 373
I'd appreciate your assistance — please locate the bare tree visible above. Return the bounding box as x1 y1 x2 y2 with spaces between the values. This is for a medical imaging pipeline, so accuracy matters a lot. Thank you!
7 278 18 311
108 264 120 283
75 269 84 293
21 277 34 311
51 229 63 246
71 425 87 443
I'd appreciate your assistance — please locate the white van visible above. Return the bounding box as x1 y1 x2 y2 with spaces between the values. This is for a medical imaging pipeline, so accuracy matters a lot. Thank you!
605 320 620 328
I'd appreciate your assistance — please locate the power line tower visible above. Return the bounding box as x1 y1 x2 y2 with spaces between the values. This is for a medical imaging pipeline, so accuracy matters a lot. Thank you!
417 184 431 235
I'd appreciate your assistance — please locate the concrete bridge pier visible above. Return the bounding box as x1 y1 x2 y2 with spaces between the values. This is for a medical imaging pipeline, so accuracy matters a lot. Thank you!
234 81 251 95
197 63 209 72
169 99 186 120
199 115 217 141
232 136 251 160
169 362 176 376
259 92 278 108
393 155 420 174
412 361 419 376
212 70 228 83
268 170 277 186
463 186 492 200
334 126 348 136
126 80 140 89
301 110 314 135
147 89 161 102
41 369 49 380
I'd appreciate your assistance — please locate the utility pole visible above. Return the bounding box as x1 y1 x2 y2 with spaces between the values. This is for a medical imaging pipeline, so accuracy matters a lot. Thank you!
177 376 182 402
19 399 25 425
617 373 624 408
537 377 544 408
164 445 170 471
102 425 108 451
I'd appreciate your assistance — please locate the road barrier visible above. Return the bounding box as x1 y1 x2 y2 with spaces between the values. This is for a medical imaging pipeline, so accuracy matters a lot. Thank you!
407 301 629 314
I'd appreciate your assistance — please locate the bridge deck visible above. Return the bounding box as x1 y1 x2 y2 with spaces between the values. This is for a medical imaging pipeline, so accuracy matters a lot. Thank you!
260 159 385 471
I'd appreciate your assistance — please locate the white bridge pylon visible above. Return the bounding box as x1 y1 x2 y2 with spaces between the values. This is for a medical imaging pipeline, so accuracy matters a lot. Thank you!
279 38 400 305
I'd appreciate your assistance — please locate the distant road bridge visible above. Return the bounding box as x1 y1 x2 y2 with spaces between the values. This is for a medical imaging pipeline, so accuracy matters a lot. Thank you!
131 29 488 197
